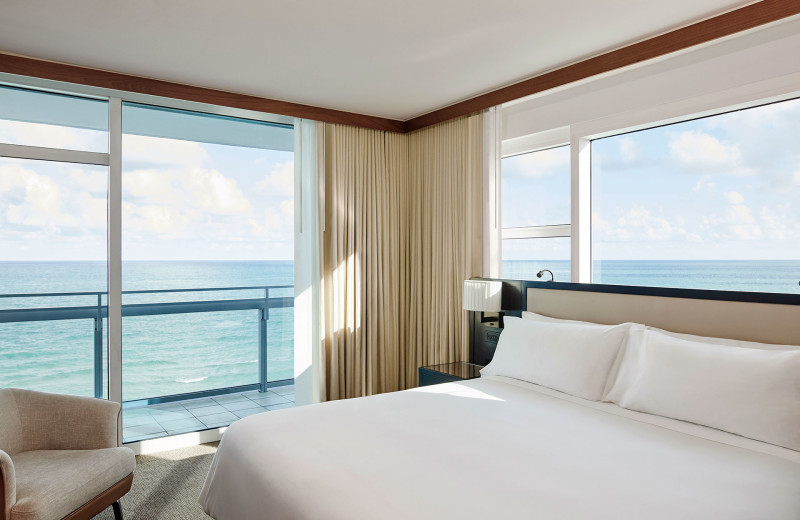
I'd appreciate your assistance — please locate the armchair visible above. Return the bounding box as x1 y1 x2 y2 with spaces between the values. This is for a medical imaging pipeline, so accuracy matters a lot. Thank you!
0 389 135 520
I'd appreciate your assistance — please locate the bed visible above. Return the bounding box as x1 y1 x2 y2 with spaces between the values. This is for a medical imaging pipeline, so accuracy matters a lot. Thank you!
200 281 800 520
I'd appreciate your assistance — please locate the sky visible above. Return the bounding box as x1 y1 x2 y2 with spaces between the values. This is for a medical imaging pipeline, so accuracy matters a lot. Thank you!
3 94 799 263
0 111 294 262
502 96 800 261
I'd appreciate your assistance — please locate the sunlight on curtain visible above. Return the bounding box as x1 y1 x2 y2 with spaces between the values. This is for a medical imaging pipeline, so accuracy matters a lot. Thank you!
320 114 482 399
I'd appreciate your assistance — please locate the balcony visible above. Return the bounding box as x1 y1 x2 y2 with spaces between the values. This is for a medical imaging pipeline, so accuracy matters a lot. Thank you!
0 285 294 443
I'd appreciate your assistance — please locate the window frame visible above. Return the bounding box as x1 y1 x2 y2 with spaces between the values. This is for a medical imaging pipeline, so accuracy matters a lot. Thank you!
0 77 295 434
498 82 800 288
499 128 572 279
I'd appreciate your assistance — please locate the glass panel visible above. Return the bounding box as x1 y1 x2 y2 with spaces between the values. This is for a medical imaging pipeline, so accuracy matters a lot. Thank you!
0 85 108 152
501 238 570 282
0 157 108 397
122 102 292 152
267 285 294 383
592 97 800 293
120 103 294 441
501 145 570 228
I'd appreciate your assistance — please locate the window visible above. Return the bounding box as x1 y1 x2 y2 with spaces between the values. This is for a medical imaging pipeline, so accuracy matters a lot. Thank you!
502 237 570 281
0 85 108 153
120 103 294 407
0 81 297 444
0 85 109 398
499 95 800 295
592 97 800 293
500 145 570 281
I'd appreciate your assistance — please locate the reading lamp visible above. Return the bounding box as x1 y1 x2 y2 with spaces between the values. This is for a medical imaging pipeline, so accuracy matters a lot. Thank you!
463 280 503 327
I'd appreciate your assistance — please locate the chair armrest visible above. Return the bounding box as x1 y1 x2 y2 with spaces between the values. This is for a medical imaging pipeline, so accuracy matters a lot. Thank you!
0 449 15 520
13 390 121 451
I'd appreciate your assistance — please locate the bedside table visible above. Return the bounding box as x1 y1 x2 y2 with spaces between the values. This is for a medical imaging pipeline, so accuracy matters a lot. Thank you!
418 362 484 387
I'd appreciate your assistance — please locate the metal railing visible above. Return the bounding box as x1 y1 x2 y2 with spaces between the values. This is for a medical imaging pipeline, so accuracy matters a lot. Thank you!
0 286 293 403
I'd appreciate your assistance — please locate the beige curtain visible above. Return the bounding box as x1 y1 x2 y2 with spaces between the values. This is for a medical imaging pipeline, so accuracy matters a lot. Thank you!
320 113 483 400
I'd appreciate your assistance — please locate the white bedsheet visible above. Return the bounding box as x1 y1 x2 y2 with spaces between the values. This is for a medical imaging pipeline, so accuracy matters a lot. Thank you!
200 376 800 520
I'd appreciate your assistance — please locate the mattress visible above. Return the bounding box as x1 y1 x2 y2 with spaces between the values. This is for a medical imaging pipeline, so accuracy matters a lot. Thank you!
200 376 800 519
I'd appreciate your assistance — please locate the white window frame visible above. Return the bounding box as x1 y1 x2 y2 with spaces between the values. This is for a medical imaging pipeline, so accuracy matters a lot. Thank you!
499 127 572 279
0 76 296 448
497 72 800 285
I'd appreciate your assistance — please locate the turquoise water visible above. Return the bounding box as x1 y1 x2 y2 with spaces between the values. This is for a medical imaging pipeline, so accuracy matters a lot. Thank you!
0 261 293 401
2 260 798 401
502 260 800 294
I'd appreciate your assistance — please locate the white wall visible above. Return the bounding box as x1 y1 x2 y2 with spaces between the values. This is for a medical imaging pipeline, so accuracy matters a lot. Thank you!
502 16 800 145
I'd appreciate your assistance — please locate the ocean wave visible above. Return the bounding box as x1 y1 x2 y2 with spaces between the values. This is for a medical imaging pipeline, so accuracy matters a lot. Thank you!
175 376 208 383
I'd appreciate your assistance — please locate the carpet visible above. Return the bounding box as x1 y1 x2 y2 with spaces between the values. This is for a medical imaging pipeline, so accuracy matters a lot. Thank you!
95 442 218 520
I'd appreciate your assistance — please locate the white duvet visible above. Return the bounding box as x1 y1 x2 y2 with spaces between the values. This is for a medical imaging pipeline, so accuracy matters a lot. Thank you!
200 376 800 520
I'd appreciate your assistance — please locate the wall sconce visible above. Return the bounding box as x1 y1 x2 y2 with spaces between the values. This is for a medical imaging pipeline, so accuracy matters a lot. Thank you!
463 280 503 327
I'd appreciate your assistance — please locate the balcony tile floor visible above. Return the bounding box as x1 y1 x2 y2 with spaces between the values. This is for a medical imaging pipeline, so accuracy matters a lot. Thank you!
122 385 295 443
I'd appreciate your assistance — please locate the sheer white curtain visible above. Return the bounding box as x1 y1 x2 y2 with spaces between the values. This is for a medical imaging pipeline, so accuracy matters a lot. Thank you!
293 118 324 405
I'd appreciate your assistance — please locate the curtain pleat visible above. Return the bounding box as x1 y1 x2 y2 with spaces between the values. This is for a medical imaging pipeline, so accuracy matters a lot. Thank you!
321 113 482 400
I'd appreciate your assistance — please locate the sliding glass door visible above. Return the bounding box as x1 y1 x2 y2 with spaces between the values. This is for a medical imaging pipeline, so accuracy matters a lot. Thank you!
119 103 294 441
0 81 295 443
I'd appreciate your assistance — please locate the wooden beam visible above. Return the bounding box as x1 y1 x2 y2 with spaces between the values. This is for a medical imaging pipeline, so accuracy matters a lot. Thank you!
0 53 405 133
404 0 800 132
1 0 797 134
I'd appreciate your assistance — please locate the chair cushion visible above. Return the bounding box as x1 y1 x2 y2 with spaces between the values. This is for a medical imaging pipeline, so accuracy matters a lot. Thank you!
10 448 135 520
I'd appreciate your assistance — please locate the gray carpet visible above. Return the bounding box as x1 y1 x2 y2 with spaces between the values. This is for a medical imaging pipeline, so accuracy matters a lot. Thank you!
95 442 218 520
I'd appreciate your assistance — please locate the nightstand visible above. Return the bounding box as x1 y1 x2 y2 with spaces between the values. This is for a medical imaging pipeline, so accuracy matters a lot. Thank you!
418 361 484 387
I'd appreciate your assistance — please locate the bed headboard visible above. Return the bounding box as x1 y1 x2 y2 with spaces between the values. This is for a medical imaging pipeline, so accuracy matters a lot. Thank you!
470 279 800 366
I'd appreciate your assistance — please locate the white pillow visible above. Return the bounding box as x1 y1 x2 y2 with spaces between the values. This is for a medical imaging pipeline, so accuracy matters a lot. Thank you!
522 311 639 395
481 316 632 401
607 328 800 451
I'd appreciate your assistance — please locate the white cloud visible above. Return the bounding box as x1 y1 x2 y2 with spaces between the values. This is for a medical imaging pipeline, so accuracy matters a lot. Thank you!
248 202 293 239
692 175 716 193
257 161 294 196
595 205 684 242
724 191 745 204
123 202 191 236
186 169 252 215
618 137 639 163
69 168 107 194
123 135 208 168
669 131 745 173
0 162 78 228
123 167 252 215
123 169 177 204
504 146 569 178
77 193 107 228
758 204 800 241
625 205 674 240
700 192 763 241
0 120 106 151
280 199 293 218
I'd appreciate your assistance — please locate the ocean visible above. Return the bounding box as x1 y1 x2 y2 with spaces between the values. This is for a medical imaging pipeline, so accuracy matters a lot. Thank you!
0 261 293 401
502 260 800 294
1 260 798 401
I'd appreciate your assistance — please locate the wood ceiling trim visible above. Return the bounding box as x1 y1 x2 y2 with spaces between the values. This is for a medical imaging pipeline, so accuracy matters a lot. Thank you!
404 0 800 132
0 0 797 135
0 52 405 133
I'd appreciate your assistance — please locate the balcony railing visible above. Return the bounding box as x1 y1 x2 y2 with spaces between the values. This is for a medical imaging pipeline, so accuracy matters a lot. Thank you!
0 286 293 405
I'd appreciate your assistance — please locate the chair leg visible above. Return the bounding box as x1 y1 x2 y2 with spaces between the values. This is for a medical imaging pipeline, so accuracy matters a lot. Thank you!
112 500 123 520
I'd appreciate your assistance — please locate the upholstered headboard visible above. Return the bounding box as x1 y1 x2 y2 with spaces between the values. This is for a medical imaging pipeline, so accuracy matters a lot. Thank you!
470 279 800 366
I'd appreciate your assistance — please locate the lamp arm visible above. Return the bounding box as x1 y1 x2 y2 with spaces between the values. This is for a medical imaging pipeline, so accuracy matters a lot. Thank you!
536 269 555 282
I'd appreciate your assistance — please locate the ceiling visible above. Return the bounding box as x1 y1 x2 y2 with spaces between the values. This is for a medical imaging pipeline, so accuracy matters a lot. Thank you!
0 0 756 121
